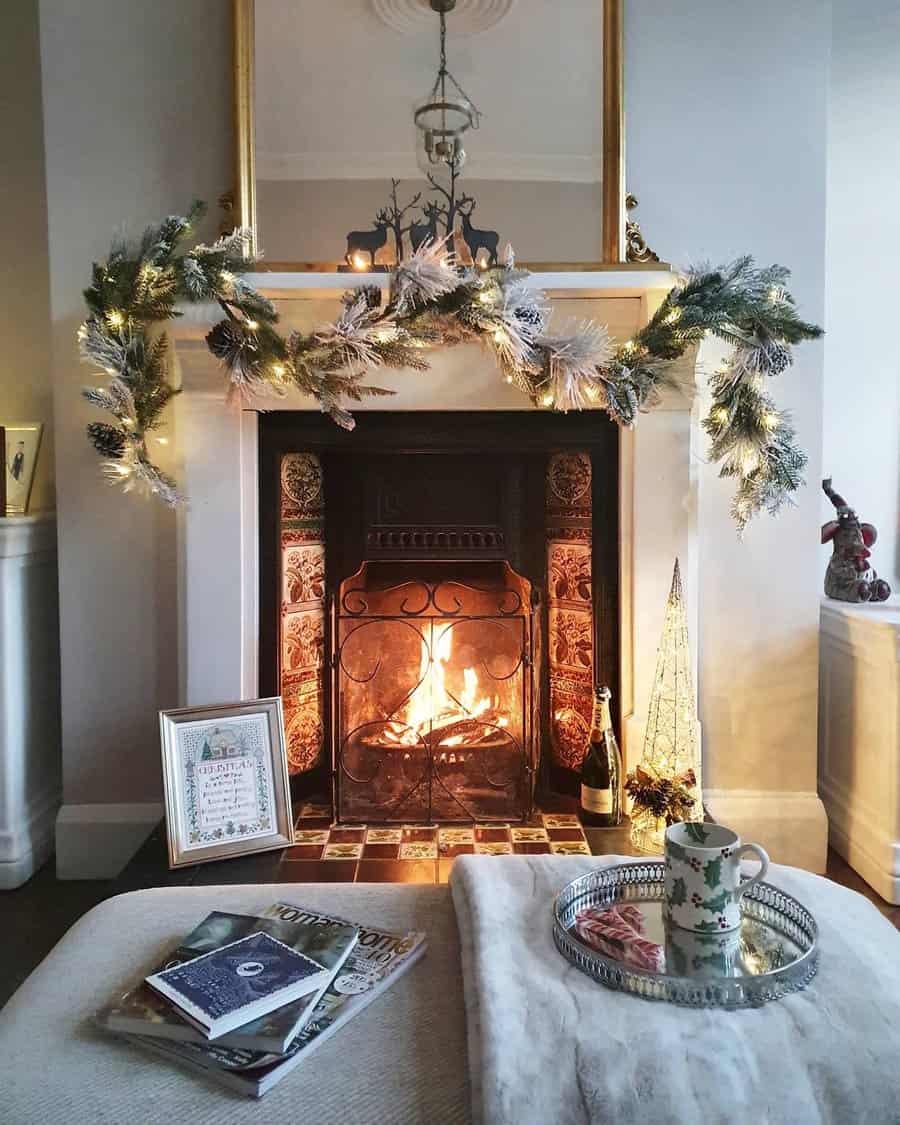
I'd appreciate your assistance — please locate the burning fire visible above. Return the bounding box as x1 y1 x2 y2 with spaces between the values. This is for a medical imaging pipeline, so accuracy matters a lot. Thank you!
382 626 508 749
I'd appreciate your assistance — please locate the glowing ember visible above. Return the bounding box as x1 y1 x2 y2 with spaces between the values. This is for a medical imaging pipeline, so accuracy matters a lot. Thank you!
379 626 509 749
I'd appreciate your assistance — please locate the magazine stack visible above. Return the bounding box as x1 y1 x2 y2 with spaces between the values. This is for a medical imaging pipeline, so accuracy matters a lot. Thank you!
95 901 426 1097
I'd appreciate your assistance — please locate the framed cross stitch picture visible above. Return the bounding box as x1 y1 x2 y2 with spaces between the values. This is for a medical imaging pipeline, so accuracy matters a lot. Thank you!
159 698 293 867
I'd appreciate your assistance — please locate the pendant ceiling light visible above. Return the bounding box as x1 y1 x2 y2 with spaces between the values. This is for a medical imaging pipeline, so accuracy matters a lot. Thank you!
414 0 481 174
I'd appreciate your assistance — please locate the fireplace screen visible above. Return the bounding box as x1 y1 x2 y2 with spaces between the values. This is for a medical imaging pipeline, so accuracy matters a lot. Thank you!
334 561 538 823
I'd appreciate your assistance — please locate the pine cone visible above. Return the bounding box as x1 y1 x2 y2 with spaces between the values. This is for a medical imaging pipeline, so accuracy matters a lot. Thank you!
754 339 791 376
87 421 126 459
514 305 545 336
206 319 251 363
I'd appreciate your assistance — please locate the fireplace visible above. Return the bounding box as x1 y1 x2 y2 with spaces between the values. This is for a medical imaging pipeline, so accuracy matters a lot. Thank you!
334 560 537 822
259 411 620 823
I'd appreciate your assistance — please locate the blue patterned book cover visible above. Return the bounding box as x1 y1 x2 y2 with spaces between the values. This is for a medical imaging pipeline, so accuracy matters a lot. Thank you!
147 931 331 1039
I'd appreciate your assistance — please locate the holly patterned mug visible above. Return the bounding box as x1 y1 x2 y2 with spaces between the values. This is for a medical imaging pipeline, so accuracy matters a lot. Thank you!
664 822 769 932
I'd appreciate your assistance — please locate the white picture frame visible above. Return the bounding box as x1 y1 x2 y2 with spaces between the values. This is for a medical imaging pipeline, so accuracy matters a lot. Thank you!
4 422 43 515
159 697 293 868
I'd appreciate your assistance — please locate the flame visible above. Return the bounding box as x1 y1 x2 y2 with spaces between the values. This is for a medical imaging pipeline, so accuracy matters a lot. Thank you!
381 627 503 748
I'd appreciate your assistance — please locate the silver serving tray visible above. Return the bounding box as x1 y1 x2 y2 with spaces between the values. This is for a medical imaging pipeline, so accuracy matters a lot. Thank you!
553 860 819 1009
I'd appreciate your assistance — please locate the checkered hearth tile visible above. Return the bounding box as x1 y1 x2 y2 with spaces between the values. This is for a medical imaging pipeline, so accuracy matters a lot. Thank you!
286 807 592 865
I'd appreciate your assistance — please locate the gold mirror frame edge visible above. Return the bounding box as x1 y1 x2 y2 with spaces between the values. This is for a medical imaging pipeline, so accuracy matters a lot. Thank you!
233 0 658 271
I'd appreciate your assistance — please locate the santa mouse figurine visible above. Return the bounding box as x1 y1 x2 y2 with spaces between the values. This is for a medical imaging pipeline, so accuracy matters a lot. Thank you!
821 477 891 603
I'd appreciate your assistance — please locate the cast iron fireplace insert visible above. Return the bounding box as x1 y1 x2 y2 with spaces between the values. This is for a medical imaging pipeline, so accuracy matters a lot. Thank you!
258 411 619 822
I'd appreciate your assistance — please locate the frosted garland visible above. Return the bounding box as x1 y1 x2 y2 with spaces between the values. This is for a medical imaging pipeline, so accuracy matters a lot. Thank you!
78 205 822 527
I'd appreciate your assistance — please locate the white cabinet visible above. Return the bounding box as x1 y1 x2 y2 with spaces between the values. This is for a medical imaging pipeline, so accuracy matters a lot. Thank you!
0 514 60 888
818 597 900 903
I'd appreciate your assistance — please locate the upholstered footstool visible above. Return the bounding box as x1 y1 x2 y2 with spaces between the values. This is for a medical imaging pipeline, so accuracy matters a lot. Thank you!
0 883 471 1124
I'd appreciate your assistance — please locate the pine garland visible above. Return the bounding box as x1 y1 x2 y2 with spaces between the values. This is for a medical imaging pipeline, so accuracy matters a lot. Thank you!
79 209 821 525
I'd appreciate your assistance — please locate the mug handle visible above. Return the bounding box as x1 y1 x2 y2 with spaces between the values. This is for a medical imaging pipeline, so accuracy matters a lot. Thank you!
734 843 770 898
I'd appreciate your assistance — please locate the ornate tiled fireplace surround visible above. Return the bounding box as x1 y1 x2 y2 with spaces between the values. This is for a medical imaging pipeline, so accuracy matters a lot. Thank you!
171 269 703 820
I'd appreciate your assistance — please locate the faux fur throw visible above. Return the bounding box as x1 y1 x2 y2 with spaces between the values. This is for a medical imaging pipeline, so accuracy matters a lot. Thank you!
449 854 900 1125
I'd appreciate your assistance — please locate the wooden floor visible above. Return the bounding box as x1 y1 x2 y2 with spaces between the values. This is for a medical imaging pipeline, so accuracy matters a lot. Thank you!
2 806 897 1011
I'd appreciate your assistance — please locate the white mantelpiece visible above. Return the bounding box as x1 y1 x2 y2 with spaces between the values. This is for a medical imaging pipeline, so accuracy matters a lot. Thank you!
168 270 827 870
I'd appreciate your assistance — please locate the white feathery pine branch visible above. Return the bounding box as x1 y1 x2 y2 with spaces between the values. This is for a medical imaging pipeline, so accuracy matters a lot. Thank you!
390 236 459 313
539 321 614 411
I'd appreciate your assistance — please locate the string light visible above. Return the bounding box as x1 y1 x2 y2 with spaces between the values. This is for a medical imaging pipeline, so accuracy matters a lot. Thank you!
351 253 367 272
271 363 286 377
763 411 779 430
664 307 682 325
219 270 234 285
505 374 513 384
245 319 259 331
107 310 124 329
478 290 494 305
493 328 507 345
541 393 554 407
155 436 169 445
623 338 635 353
76 324 88 341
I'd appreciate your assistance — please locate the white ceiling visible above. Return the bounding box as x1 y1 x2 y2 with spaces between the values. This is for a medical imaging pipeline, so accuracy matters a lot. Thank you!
254 0 604 182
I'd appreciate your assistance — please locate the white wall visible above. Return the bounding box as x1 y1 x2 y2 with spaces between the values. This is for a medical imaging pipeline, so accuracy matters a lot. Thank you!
823 0 900 593
627 0 830 861
38 0 232 869
0 0 53 512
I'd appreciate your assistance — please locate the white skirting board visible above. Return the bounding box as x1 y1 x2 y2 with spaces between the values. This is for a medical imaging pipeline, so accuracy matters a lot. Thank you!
55 803 164 879
0 788 60 889
703 789 828 873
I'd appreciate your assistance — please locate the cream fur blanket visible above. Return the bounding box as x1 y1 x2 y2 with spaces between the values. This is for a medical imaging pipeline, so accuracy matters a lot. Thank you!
449 854 900 1125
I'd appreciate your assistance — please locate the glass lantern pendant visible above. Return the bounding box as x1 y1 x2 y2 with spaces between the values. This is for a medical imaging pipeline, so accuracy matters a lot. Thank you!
414 0 481 174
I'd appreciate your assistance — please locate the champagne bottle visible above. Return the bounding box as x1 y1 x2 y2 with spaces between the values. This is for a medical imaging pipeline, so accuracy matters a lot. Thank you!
579 685 622 827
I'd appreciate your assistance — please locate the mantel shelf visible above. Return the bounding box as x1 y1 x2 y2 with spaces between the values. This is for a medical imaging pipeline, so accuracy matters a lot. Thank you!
242 268 677 299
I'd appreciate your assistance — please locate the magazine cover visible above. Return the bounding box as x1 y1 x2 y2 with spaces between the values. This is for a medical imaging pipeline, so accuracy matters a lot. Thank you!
97 910 357 1055
122 902 426 1097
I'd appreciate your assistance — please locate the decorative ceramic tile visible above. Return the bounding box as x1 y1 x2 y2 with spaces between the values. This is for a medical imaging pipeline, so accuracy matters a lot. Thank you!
547 827 588 842
282 609 325 676
400 841 438 860
281 453 324 523
280 453 326 777
438 827 475 845
329 827 366 843
475 826 512 842
474 841 514 855
510 827 550 843
402 826 438 843
548 542 592 606
366 828 403 844
292 829 330 845
546 452 594 775
282 544 325 608
323 843 363 860
541 813 582 827
295 802 332 820
550 840 592 856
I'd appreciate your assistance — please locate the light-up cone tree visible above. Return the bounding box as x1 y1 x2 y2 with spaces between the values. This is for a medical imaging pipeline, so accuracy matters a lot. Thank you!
629 559 702 852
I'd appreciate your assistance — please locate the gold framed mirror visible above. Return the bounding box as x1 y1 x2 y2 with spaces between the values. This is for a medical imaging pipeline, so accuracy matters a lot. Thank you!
234 0 629 270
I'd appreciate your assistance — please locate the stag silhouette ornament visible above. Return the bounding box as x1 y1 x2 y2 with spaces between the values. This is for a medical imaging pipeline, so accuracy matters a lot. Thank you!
458 197 499 267
821 477 892 603
409 200 442 253
345 208 391 269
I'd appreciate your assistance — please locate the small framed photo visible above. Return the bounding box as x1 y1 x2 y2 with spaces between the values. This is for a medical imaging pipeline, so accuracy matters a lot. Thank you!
4 422 43 515
159 698 293 868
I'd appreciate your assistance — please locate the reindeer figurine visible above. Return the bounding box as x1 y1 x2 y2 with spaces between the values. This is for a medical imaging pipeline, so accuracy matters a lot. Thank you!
408 200 442 254
345 208 391 269
458 197 499 268
821 477 891 603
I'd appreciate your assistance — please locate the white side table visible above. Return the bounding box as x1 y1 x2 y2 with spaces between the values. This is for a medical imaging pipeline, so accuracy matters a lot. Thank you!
0 513 60 888
819 596 900 904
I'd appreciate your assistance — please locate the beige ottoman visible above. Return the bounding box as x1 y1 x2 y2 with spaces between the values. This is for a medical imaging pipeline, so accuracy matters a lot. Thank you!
0 883 471 1124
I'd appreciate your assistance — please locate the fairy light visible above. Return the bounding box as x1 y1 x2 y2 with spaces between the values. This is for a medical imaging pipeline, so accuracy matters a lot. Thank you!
622 338 635 353
493 328 507 345
245 319 259 331
541 393 554 407
271 363 286 377
584 384 600 402
351 253 367 272
107 310 124 329
763 411 779 430
155 436 169 445
712 406 728 423
505 374 513 384
664 307 682 325
219 270 234 285
104 367 116 376
76 324 88 341
479 290 494 305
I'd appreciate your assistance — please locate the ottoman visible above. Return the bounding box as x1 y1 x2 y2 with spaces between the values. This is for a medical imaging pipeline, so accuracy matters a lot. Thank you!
0 883 471 1125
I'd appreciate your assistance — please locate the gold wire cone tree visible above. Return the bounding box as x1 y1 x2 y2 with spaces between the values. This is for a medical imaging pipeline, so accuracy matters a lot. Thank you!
629 559 702 852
